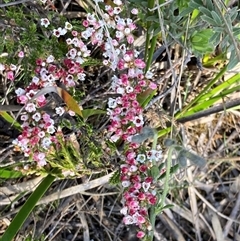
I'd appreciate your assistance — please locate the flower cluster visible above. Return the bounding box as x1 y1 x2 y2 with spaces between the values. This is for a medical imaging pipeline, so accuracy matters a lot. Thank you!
11 20 94 166
120 148 162 238
79 1 163 238
0 63 18 81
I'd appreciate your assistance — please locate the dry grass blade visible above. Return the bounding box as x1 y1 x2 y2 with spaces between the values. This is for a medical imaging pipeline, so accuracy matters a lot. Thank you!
187 168 202 241
0 0 31 8
76 195 90 241
193 187 240 225
223 191 240 238
165 197 216 238
37 172 114 205
0 176 43 197
210 211 224 241
159 213 185 241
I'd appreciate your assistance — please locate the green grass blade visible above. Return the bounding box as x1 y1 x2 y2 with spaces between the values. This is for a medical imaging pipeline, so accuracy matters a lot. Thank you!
197 73 240 102
176 66 227 118
0 174 55 241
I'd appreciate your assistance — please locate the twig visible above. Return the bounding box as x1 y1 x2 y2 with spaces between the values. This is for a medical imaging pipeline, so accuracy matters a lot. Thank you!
177 98 240 123
223 191 240 237
0 0 32 7
193 186 240 225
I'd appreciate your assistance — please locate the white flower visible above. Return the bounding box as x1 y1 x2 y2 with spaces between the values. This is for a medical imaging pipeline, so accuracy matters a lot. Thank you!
25 103 36 113
46 55 55 63
15 87 25 96
38 131 45 138
68 110 75 116
55 107 65 116
147 150 162 162
32 76 39 84
32 112 41 122
122 180 131 187
142 182 150 192
20 114 28 121
108 98 117 108
133 115 144 127
145 71 153 79
124 28 131 35
113 0 122 5
116 87 125 94
131 8 138 15
77 73 86 81
41 137 52 149
61 28 67 35
126 86 133 93
110 134 120 142
116 31 124 39
65 22 72 30
129 165 138 172
123 215 135 225
38 159 47 166
47 126 55 134
10 64 17 71
66 38 72 45
40 18 50 28
136 154 146 163
68 48 77 59
0 63 5 71
120 206 128 215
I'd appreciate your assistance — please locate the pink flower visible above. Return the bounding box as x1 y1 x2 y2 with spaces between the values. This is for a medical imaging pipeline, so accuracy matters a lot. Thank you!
127 35 134 44
18 51 24 58
138 192 146 200
83 20 89 27
134 59 146 69
137 214 146 224
149 82 157 89
7 71 14 81
147 194 157 205
131 8 138 15
136 231 145 239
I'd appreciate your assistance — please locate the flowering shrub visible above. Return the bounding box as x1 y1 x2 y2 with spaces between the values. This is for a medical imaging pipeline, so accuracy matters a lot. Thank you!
0 0 166 240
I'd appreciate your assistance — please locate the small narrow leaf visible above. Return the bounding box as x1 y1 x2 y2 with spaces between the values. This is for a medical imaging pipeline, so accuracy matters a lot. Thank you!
82 109 106 119
137 88 157 108
0 168 23 178
150 165 160 180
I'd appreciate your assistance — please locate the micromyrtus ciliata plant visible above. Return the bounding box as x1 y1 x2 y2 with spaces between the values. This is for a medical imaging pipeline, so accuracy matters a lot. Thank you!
2 0 169 239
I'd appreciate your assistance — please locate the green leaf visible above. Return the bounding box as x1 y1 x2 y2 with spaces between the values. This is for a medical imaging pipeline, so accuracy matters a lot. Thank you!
156 204 174 214
150 165 160 180
163 138 176 147
198 6 212 18
0 168 23 179
82 109 106 119
0 111 22 131
177 150 187 167
211 11 222 26
183 150 206 167
109 171 120 185
146 15 159 22
137 88 157 108
0 174 55 241
201 15 219 26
